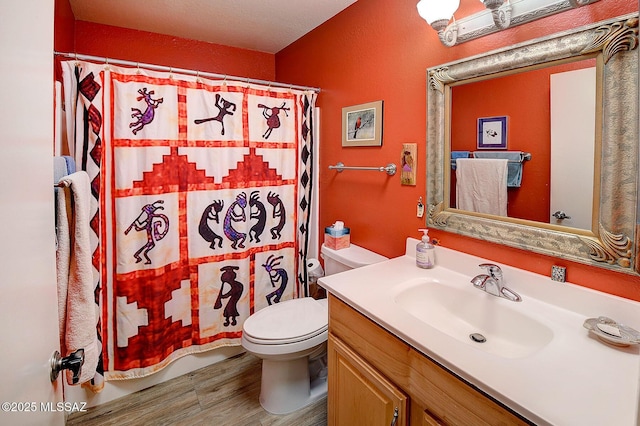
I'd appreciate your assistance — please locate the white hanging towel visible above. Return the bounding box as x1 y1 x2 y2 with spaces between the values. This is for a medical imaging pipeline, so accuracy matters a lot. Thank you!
456 158 508 216
56 171 100 385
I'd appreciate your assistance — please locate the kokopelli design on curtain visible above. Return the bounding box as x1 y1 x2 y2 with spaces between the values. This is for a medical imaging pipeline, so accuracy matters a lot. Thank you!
193 94 237 135
130 88 163 135
258 102 289 139
214 266 244 326
262 255 288 305
124 200 170 264
249 191 267 243
199 200 224 249
224 192 248 249
267 192 286 239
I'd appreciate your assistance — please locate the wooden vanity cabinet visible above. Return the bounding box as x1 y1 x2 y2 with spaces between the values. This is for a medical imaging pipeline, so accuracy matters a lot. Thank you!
327 294 530 426
328 335 408 426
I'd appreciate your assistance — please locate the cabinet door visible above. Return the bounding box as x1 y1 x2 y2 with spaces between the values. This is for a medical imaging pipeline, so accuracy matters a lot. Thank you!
328 334 407 426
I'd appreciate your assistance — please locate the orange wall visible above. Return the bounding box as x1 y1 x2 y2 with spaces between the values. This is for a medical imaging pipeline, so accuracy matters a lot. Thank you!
275 0 640 300
72 22 275 81
53 0 640 300
54 0 74 53
54 0 276 82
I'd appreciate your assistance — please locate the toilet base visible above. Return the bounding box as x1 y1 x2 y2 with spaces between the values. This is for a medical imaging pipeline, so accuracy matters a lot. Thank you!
259 353 328 415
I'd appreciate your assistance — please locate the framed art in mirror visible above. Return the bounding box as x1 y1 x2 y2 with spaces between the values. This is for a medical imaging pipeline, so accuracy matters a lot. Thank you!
477 116 508 149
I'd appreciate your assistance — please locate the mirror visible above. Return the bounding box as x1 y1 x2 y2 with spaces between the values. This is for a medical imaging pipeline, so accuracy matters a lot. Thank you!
449 57 598 230
426 14 640 274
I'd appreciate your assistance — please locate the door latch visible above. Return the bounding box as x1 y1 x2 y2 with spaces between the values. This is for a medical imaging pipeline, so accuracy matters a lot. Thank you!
50 348 84 384
552 210 571 220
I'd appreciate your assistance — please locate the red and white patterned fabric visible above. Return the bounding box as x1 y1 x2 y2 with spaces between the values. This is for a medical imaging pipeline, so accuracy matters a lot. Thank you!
62 61 316 382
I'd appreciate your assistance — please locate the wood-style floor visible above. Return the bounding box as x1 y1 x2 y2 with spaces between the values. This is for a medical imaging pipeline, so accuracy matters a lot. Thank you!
66 352 327 426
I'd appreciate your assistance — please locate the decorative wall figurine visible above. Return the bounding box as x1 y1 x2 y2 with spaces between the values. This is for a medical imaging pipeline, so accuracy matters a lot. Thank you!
401 143 417 186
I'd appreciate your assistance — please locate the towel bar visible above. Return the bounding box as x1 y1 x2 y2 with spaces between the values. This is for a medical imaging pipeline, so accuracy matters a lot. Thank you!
329 162 397 176
450 152 532 169
471 151 532 163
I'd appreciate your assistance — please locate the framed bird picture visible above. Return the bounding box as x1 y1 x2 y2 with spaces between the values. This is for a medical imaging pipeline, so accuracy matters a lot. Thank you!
477 116 508 149
342 100 383 146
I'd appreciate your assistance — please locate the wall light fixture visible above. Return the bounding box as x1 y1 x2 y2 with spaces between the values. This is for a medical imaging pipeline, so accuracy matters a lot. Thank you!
416 0 461 45
418 0 603 47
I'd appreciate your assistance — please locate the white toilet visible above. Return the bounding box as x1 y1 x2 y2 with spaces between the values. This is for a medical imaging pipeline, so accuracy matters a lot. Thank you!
241 243 388 414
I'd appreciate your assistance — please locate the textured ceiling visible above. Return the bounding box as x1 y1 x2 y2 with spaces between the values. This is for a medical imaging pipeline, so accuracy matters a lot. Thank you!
68 0 358 54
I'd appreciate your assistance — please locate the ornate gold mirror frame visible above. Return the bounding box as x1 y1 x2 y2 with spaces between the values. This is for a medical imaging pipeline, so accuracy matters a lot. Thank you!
426 14 639 274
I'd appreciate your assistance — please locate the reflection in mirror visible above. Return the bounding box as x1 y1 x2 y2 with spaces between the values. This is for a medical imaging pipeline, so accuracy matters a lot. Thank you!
426 14 639 274
448 57 599 231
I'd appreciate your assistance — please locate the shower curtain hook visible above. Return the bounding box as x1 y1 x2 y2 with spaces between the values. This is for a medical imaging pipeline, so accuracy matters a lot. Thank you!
74 52 79 67
136 62 141 75
104 57 110 70
169 67 173 79
245 77 250 89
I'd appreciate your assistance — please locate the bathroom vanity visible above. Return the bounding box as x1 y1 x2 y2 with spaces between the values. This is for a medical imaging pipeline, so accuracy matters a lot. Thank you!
328 295 527 425
319 239 640 425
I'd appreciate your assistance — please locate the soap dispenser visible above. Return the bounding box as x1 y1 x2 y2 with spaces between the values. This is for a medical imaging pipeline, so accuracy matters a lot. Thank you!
416 229 435 269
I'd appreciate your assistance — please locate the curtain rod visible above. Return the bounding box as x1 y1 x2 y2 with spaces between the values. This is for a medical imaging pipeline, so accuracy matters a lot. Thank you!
54 51 321 93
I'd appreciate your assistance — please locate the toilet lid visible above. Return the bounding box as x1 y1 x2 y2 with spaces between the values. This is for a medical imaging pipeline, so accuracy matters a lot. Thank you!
243 297 328 345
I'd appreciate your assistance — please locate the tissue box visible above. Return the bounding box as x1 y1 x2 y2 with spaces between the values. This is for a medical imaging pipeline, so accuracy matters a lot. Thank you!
324 226 350 250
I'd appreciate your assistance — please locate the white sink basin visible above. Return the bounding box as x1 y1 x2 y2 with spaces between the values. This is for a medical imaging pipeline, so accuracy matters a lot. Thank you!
393 277 554 359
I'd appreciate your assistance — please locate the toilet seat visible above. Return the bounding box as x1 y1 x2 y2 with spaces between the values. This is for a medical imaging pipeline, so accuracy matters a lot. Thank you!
242 297 328 345
242 326 327 345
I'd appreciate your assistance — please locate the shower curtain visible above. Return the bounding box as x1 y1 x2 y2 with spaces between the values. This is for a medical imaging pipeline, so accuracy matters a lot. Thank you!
62 60 316 384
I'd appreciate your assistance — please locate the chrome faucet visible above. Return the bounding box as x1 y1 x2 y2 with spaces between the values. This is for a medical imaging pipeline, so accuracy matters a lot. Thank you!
471 263 522 302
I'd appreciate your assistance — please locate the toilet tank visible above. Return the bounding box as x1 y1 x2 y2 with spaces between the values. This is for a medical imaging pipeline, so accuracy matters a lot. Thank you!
320 243 388 275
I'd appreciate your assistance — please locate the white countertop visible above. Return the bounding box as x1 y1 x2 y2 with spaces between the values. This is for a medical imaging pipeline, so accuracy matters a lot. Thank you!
319 238 640 425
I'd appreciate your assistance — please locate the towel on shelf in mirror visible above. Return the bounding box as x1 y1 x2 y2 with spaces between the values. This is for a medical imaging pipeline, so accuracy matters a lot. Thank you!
455 158 508 216
473 151 524 187
450 151 470 170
